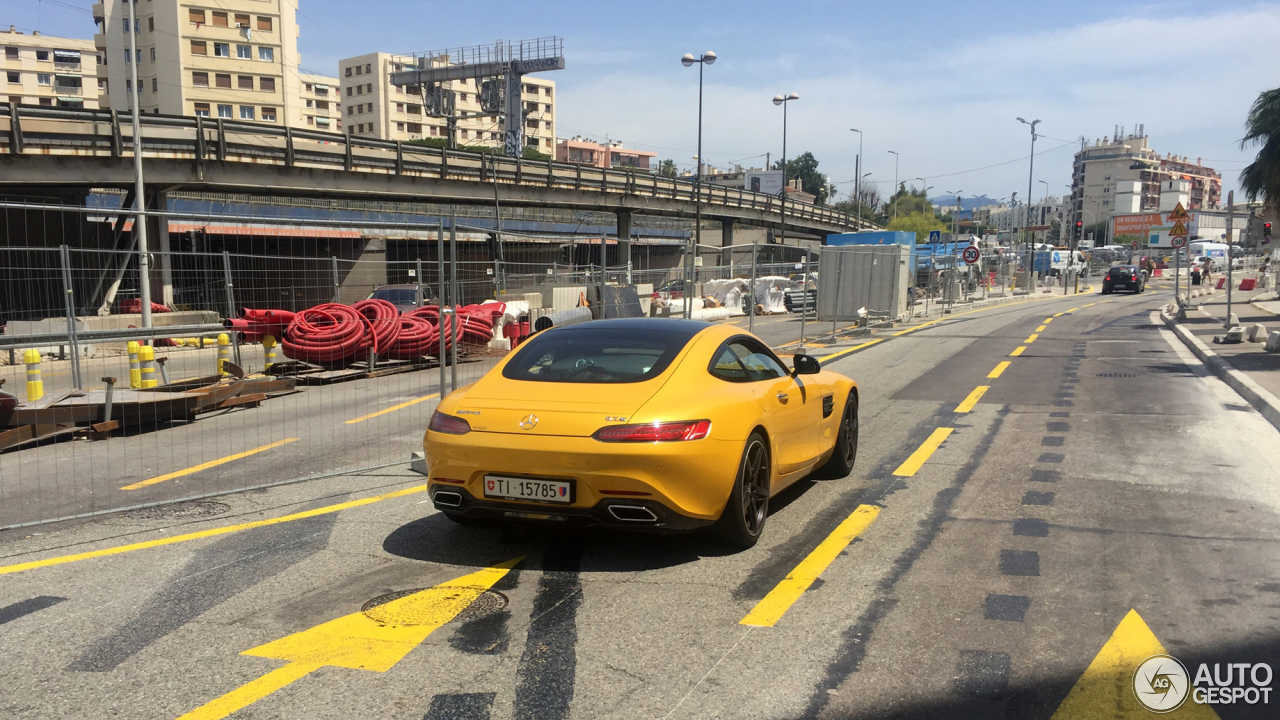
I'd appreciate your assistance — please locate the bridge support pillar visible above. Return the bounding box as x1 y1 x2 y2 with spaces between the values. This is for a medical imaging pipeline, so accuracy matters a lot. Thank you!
721 220 734 269
615 210 632 271
151 191 174 309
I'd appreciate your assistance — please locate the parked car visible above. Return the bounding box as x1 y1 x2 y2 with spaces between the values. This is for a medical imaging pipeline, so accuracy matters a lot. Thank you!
366 283 437 313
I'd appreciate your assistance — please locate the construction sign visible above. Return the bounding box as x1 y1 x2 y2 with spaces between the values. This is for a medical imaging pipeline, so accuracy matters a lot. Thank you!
1168 202 1190 222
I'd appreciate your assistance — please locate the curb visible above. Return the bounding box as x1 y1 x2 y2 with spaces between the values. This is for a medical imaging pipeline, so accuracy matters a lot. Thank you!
1159 310 1280 434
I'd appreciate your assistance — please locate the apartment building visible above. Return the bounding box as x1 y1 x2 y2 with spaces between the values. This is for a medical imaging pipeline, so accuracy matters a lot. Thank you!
298 72 340 132
337 52 556 153
556 136 656 170
93 0 302 125
1069 127 1222 231
2 27 105 109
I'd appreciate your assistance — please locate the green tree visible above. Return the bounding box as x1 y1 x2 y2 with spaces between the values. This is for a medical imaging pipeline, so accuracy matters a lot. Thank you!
884 184 934 218
522 145 551 161
773 152 830 205
657 159 678 178
1241 87 1280 207
887 211 947 240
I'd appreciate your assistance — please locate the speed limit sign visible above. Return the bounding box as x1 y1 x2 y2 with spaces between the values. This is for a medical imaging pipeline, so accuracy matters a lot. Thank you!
962 245 980 263
1171 235 1187 249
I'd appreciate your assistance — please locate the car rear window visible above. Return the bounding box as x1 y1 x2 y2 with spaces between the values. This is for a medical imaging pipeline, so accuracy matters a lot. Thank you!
370 288 425 304
502 326 695 383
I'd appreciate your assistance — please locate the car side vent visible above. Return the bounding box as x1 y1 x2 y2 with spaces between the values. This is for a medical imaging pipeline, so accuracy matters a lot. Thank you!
822 395 834 418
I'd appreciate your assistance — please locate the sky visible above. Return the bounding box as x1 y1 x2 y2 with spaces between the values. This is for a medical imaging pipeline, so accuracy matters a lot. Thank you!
7 0 1277 206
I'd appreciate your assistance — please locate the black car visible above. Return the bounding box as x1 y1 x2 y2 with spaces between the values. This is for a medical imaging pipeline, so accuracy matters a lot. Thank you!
1101 265 1144 294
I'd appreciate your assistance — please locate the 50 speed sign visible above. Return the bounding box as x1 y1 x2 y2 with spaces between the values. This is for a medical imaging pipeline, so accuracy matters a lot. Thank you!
962 245 980 263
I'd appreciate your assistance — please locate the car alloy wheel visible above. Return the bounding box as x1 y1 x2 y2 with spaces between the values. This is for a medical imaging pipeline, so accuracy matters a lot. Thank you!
742 438 769 536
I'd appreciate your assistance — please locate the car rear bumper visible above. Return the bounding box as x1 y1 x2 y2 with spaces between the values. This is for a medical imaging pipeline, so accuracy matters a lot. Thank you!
424 430 743 523
428 485 715 531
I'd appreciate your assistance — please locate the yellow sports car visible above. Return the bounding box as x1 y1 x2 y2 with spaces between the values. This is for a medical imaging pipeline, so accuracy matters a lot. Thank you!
423 318 859 546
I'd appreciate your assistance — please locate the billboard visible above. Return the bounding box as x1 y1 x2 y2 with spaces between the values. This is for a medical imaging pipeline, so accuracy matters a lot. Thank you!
745 171 785 196
1112 210 1200 248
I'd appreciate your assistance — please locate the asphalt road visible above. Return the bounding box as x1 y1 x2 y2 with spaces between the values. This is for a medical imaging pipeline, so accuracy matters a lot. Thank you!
2 283 1279 720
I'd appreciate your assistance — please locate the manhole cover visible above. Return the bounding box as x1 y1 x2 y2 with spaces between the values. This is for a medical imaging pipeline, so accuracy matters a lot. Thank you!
1096 373 1138 378
361 588 508 626
118 501 231 521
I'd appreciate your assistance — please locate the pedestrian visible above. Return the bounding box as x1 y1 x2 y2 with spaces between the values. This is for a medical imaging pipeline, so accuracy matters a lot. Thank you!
1145 256 1156 282
1191 264 1201 286
1202 259 1213 288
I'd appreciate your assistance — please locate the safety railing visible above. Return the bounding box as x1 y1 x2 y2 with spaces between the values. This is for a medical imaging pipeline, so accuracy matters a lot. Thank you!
0 103 873 233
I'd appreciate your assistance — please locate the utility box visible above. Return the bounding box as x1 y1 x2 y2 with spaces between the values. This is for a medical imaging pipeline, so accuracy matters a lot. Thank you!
817 245 912 322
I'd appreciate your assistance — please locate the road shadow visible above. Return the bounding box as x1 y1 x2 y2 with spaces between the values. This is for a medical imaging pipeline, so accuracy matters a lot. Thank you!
383 513 740 573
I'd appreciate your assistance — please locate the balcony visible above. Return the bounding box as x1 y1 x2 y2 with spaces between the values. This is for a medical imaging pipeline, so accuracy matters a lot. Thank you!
54 85 83 96
92 2 104 20
94 33 106 49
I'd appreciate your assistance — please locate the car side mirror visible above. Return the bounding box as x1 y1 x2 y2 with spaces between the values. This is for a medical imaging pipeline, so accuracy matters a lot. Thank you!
792 354 821 376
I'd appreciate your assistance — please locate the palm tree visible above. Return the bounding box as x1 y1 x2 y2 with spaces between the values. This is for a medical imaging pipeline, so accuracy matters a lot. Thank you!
1241 88 1280 207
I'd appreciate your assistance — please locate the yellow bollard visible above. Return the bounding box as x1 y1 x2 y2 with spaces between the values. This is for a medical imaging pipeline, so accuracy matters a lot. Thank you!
127 340 141 389
23 349 43 402
217 333 231 376
201 337 217 348
138 344 157 388
263 334 277 371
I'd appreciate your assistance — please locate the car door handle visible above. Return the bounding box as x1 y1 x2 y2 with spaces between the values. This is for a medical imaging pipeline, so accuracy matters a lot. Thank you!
776 393 789 400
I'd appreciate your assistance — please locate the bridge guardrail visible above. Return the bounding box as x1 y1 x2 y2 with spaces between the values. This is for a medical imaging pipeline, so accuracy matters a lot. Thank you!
0 103 870 233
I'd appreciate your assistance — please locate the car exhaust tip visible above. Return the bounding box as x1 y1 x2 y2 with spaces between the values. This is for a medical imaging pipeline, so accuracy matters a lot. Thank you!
607 504 659 522
433 491 463 508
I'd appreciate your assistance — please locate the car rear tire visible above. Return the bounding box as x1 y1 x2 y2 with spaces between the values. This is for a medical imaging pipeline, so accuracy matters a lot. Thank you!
713 431 771 548
816 393 858 479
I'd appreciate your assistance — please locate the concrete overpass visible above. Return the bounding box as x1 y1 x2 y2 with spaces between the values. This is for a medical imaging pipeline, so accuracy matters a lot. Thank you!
0 104 875 263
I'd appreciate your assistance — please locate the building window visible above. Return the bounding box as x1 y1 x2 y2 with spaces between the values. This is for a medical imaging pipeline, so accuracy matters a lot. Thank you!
357 123 364 132
215 73 231 88
189 9 205 24
4 48 17 60
151 78 157 92
355 85 362 95
36 50 49 61
460 93 468 102
257 16 272 31
6 72 19 84
214 43 229 58
240 105 254 120
545 87 551 96
237 45 251 59
396 122 404 131
192 71 209 87
306 98 313 108
346 86 352 96
238 75 254 90
150 47 155 62
260 77 274 92
365 63 371 74
347 105 353 115
262 107 276 122
395 84 403 94
124 50 131 63
258 47 273 61
217 104 232 118
315 100 328 110
234 13 250 28
307 116 314 125
194 102 210 117
365 83 371 93
344 67 352 77
211 11 229 27
190 40 207 56
38 97 53 106
37 74 51 86
148 17 154 32
461 130 468 139
395 102 404 113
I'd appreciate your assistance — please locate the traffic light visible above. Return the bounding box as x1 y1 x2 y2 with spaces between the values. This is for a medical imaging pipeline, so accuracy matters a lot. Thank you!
1266 222 1273 245
1075 220 1083 237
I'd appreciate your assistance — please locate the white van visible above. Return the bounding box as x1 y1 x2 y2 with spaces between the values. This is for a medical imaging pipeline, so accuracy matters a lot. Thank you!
1188 241 1229 271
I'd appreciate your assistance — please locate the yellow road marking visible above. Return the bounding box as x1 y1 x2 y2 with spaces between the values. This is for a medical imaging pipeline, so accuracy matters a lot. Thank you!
818 338 884 363
988 361 1011 379
0 485 429 577
1053 312 1065 317
1043 317 1053 323
1083 302 1096 307
1036 325 1047 332
1025 333 1039 343
1010 346 1026 357
740 505 879 627
891 294 1057 338
121 439 299 490
955 386 989 413
1050 609 1220 719
1067 307 1079 312
893 428 954 477
177 558 523 720
345 393 440 424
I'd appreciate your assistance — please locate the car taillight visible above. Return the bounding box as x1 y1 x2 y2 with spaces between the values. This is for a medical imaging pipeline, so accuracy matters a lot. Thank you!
428 410 471 435
593 420 711 442
1106 274 1112 280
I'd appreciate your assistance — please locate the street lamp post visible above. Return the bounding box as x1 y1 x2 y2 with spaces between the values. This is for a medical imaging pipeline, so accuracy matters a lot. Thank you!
850 128 863 229
682 51 717 319
888 150 899 219
1017 117 1041 288
947 191 963 240
774 93 799 247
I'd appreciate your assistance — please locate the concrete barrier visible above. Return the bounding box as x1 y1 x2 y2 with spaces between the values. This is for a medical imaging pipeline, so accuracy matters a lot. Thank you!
1267 331 1280 353
1249 323 1269 343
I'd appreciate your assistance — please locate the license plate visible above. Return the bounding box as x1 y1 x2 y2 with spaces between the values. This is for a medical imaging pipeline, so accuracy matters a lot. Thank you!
483 475 572 504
